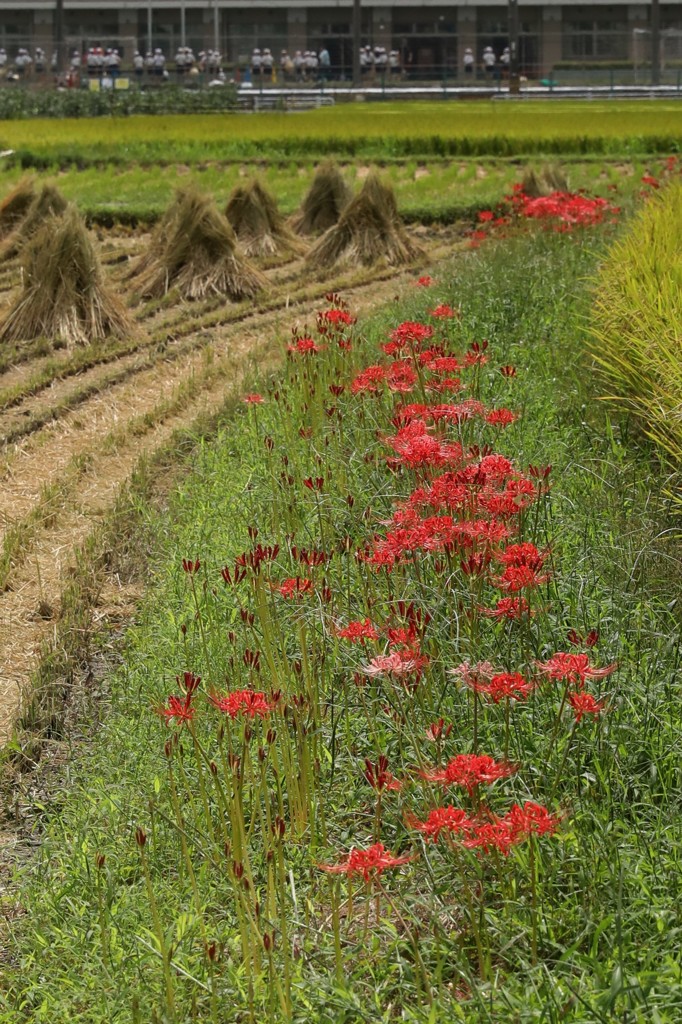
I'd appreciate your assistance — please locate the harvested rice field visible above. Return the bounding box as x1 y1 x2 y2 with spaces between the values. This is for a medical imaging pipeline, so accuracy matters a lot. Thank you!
0 185 466 743
0 107 681 1024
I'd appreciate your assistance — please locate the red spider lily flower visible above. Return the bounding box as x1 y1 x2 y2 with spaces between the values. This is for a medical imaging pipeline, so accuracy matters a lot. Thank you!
481 597 532 621
464 341 489 366
361 650 429 679
351 365 387 394
641 175 660 189
478 210 495 223
497 543 546 569
448 660 496 688
500 365 517 378
514 190 618 227
420 753 517 794
568 691 606 722
209 689 274 719
495 564 551 593
287 336 324 355
423 355 461 374
319 308 356 326
177 671 201 695
242 393 264 404
317 842 413 882
386 361 418 393
475 672 535 703
537 652 616 686
303 476 324 491
389 321 434 346
338 618 379 643
462 819 520 856
384 420 463 469
407 805 474 841
157 691 196 726
364 756 403 792
182 558 201 574
425 718 453 742
275 577 313 599
428 304 458 319
485 408 518 427
416 275 434 287
505 801 562 838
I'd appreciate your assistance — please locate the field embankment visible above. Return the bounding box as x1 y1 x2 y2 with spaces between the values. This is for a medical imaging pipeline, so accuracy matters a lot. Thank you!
2 227 680 1022
0 219 463 744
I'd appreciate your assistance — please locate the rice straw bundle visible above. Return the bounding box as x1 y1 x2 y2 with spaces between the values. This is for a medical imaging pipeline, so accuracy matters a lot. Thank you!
124 190 187 282
132 189 266 300
520 164 569 198
0 177 36 239
0 183 68 261
0 207 133 346
306 172 423 270
226 179 305 259
291 161 351 235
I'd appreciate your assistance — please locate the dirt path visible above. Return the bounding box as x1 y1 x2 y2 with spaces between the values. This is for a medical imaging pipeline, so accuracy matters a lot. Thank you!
0 233 462 743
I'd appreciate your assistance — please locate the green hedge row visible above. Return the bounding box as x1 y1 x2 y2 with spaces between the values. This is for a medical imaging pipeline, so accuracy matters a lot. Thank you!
0 85 238 120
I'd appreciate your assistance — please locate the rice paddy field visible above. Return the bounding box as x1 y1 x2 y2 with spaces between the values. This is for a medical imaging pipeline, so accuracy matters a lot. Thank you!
0 101 680 1023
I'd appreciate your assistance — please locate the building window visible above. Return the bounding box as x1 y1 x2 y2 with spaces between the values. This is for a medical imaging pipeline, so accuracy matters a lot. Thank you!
563 6 628 60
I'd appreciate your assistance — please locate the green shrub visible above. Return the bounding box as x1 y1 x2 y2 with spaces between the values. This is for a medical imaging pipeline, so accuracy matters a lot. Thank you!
589 180 682 478
0 84 237 121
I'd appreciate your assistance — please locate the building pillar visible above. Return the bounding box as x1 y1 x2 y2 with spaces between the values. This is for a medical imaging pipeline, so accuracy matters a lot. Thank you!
372 7 392 50
541 6 562 77
34 10 52 50
628 4 649 63
457 6 476 74
118 10 139 50
287 8 307 54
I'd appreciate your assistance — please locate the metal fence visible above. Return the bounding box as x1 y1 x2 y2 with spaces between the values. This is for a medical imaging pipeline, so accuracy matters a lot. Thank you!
0 30 681 91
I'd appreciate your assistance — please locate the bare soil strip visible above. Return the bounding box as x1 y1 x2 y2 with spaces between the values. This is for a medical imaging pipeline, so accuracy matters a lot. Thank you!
0 239 455 743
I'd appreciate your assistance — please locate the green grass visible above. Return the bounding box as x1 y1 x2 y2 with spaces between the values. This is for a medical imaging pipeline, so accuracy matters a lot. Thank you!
2 102 682 165
589 179 682 492
2 225 681 1022
0 156 659 225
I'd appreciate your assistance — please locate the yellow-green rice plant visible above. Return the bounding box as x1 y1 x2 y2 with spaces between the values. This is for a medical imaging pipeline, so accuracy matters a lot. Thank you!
589 181 682 492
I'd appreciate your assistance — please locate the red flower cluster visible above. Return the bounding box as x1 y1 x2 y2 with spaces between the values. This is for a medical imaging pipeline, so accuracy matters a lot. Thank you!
537 651 614 723
537 652 616 685
337 618 379 643
318 842 413 881
287 336 324 355
420 753 517 794
157 671 201 726
276 576 313 598
494 542 550 592
473 671 534 703
383 321 434 355
428 304 459 320
384 421 464 469
361 649 428 680
409 801 561 854
209 689 274 719
516 190 614 226
481 596 532 620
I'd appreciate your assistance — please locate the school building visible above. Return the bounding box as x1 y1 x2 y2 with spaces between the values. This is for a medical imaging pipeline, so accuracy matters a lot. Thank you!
0 3 680 78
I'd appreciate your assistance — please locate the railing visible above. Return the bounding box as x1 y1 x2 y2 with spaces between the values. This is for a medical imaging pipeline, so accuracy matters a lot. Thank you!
2 59 682 96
